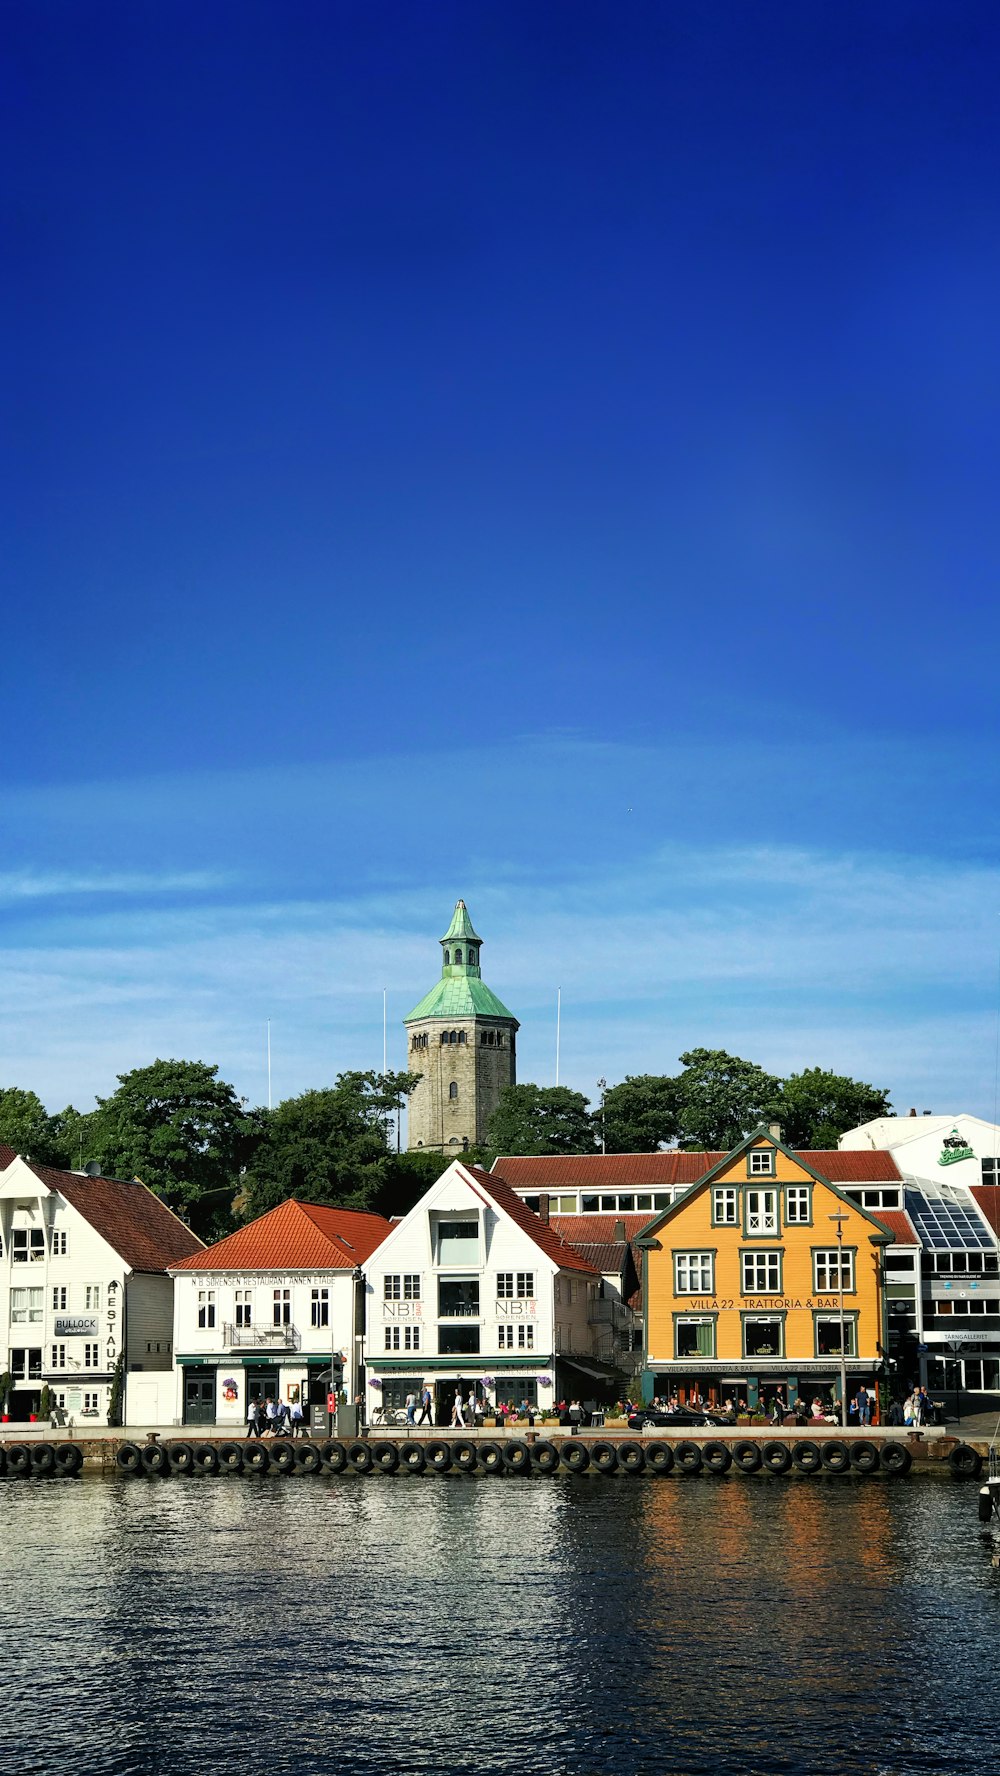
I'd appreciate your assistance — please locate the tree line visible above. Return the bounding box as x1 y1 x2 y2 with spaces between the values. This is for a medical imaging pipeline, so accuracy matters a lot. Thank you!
0 1047 891 1238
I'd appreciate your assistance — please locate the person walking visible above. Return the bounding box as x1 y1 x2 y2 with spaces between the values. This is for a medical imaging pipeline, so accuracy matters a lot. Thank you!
855 1385 871 1426
451 1389 466 1428
290 1397 305 1438
405 1391 417 1425
246 1397 263 1439
265 1396 279 1434
417 1385 433 1425
465 1389 476 1425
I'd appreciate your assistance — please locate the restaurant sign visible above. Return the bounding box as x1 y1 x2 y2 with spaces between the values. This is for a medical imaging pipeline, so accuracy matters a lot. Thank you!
53 1315 99 1338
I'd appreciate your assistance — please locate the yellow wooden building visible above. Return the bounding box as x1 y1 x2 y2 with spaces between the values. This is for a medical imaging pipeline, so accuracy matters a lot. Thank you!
639 1128 890 1414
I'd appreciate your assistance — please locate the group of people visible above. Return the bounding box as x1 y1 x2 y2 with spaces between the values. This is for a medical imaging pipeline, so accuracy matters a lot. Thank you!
888 1386 934 1426
246 1396 308 1439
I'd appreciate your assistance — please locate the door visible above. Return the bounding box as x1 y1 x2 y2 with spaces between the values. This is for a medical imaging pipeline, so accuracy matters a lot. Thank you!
183 1373 215 1425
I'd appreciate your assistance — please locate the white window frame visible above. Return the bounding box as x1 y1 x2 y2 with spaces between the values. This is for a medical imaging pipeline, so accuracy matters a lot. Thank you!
52 1286 67 1311
713 1187 738 1225
235 1289 252 1327
310 1287 330 1329
675 1252 714 1295
198 1289 217 1329
814 1248 855 1294
85 1285 101 1311
745 1188 778 1236
83 1343 100 1368
785 1186 810 1224
748 1150 775 1176
741 1250 781 1294
51 1230 69 1256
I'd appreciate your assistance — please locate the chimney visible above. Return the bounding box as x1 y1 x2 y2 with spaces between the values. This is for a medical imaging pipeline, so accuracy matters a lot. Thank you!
768 1122 783 1143
538 1193 550 1225
909 1108 917 1117
614 1218 626 1243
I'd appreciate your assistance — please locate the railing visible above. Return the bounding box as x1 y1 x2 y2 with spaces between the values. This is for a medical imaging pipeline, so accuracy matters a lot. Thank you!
436 1302 481 1318
221 1323 302 1351
588 1299 632 1327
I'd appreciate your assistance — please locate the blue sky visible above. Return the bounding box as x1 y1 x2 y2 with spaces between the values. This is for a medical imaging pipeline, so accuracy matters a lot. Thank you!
3 4 999 1121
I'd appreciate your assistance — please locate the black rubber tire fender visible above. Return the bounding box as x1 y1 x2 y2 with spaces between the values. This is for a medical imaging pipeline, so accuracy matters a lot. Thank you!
426 1439 452 1473
645 1441 674 1474
269 1439 295 1474
346 1440 373 1474
532 1440 560 1473
244 1443 270 1474
618 1442 646 1474
881 1441 912 1476
850 1440 880 1475
320 1439 347 1473
116 1442 143 1474
791 1440 822 1474
373 1441 400 1474
167 1441 194 1474
140 1442 170 1476
0 1446 6 1477
589 1440 619 1474
702 1441 732 1475
29 1442 56 1476
674 1440 703 1475
53 1442 83 1478
294 1441 322 1474
192 1442 220 1475
217 1441 244 1473
451 1439 478 1473
501 1439 532 1474
733 1441 763 1474
761 1441 792 1475
820 1439 850 1474
560 1440 590 1473
399 1441 426 1475
8 1445 32 1477
478 1440 504 1474
949 1442 983 1479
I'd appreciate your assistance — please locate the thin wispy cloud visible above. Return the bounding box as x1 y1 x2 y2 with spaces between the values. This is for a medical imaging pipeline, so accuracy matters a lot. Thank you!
0 868 231 903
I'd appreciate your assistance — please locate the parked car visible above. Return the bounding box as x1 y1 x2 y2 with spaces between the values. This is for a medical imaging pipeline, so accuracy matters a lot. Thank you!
627 1406 733 1431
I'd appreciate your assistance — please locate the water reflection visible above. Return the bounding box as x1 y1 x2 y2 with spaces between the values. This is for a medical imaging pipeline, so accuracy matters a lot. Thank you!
2 1472 999 1775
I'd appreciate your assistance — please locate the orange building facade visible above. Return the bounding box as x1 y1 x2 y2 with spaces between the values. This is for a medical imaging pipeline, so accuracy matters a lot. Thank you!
640 1130 890 1414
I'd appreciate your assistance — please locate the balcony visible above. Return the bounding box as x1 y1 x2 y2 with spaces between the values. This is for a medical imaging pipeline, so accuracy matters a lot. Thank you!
588 1299 632 1328
221 1323 302 1351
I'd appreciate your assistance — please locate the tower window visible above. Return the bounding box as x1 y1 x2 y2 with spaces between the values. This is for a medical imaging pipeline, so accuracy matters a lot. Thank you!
444 950 450 965
440 1033 449 1045
469 949 477 964
449 1082 458 1100
458 1031 466 1044
450 1030 458 1044
454 949 462 964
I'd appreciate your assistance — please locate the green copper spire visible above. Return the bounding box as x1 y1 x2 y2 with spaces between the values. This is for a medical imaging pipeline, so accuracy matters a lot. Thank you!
404 900 518 1024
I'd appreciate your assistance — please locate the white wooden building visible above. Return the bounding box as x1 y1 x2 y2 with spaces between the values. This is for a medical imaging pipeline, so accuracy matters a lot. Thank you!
0 1145 203 1427
169 1199 392 1429
362 1160 607 1418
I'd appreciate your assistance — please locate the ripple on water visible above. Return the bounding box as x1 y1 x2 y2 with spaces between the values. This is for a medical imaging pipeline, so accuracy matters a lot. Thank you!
1 1472 999 1775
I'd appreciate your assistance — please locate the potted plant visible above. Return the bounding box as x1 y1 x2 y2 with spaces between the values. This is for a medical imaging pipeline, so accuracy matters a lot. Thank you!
39 1384 52 1423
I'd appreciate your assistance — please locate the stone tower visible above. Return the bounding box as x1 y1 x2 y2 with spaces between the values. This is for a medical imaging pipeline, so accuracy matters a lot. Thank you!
404 900 518 1152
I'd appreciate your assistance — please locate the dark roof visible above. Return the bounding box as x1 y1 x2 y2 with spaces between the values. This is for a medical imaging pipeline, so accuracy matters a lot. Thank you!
464 1166 597 1274
27 1162 204 1271
971 1185 1000 1239
493 1149 903 1187
171 1200 392 1272
870 1208 920 1246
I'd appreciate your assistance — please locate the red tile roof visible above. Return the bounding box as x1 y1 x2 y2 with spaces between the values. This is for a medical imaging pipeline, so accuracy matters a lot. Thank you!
27 1162 204 1271
463 1167 597 1274
550 1212 650 1243
493 1149 903 1187
171 1199 392 1272
971 1186 1000 1238
0 1144 17 1168
869 1208 920 1246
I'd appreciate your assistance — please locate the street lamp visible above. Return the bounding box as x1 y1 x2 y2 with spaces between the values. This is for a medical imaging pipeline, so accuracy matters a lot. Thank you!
828 1212 849 1429
597 1079 607 1156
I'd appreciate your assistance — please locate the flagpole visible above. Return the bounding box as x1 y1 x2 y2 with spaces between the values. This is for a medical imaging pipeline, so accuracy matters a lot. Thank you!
267 1018 272 1111
555 987 561 1086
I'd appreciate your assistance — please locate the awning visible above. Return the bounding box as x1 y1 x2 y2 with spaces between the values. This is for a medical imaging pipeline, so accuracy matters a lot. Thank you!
558 1357 620 1382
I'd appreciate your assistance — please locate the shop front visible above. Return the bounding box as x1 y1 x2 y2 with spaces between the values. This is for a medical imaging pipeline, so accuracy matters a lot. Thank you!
644 1361 883 1415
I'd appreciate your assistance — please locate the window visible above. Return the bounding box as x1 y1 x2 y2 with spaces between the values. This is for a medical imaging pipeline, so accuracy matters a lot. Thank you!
458 1031 466 1044
813 1249 855 1294
449 1082 459 1100
311 1288 329 1328
745 1189 778 1235
51 1230 68 1256
675 1318 715 1359
815 1315 857 1358
496 1272 534 1299
743 1317 783 1358
748 1150 775 1176
52 1287 67 1311
713 1187 738 1225
454 949 462 964
498 1324 534 1350
384 1326 420 1351
12 1288 43 1324
10 1349 42 1381
85 1285 101 1311
469 949 476 964
636 1194 653 1211
50 1344 67 1369
83 1392 100 1412
582 1195 599 1213
12 1228 45 1264
653 1194 670 1209
273 1289 291 1326
741 1251 782 1294
443 950 450 965
84 1343 100 1368
785 1186 810 1224
498 1325 514 1348
436 1219 478 1264
235 1289 252 1327
198 1289 217 1329
675 1252 714 1294
384 1274 421 1301
438 1279 479 1317
438 1325 480 1354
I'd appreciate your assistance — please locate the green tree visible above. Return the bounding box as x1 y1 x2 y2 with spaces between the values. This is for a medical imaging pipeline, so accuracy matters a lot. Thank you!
776 1068 892 1149
88 1059 263 1212
0 1086 88 1168
485 1083 595 1157
240 1070 420 1220
674 1048 782 1150
601 1075 680 1152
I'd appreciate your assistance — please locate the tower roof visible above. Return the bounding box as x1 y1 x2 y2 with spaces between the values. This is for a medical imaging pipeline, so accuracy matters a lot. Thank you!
404 898 518 1025
441 899 482 944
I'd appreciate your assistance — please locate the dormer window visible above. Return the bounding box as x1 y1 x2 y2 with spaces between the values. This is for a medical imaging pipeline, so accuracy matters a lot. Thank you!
748 1149 775 1177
